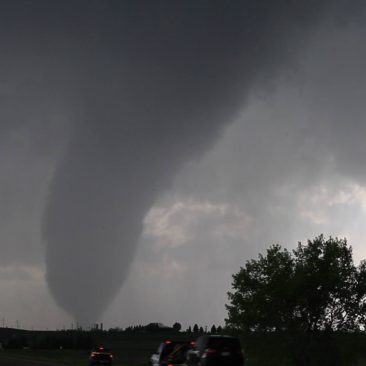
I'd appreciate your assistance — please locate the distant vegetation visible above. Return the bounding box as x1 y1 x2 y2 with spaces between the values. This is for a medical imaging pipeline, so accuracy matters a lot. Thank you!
0 321 221 351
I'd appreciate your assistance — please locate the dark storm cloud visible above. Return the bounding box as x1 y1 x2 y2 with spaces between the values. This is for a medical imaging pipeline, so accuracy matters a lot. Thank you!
0 0 364 324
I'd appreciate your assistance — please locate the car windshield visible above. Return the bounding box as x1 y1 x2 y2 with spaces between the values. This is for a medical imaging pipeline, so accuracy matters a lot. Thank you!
161 343 175 358
161 342 190 359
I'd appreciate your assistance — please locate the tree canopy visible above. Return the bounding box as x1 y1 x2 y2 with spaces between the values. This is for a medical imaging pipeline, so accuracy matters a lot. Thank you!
172 322 182 332
226 235 366 332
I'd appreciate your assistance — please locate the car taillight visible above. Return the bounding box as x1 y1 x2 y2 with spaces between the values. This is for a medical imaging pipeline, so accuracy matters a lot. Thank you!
91 352 99 357
202 348 218 358
167 364 174 366
109 354 113 359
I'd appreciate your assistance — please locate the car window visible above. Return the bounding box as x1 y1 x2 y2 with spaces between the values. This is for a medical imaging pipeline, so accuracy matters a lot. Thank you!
167 344 190 363
161 343 175 358
157 343 164 354
195 337 206 351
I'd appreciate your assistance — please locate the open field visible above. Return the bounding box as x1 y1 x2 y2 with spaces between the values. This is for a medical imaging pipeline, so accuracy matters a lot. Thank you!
0 349 101 366
2 348 366 366
0 349 135 366
2 328 366 366
0 328 191 366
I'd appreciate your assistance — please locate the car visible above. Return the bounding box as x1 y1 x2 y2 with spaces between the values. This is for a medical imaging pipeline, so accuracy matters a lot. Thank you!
89 346 113 365
186 335 244 366
150 340 193 366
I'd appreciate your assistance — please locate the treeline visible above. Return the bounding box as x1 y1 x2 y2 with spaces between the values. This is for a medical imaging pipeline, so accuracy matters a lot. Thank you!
0 321 225 351
111 322 223 334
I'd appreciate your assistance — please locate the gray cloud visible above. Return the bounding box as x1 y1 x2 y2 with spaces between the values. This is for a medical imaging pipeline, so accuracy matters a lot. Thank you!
112 21 366 328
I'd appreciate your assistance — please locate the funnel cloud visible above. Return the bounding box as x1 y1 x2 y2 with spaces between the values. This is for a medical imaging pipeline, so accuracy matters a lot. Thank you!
0 1 364 325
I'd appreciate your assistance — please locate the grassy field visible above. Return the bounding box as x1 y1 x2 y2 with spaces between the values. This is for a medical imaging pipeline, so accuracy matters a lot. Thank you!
2 328 366 366
0 348 147 366
92 331 190 366
0 349 89 366
0 329 190 366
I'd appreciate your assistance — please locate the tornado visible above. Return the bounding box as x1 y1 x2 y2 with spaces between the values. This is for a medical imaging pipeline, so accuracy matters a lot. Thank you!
34 0 359 324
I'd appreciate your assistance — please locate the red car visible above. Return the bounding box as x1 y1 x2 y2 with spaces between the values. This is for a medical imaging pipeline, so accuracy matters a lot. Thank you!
89 346 113 366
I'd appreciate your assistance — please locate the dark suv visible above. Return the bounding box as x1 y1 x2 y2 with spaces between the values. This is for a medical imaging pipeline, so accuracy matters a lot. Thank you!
186 335 244 366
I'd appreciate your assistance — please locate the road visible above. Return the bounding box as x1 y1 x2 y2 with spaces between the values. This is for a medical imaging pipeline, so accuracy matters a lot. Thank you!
0 356 69 366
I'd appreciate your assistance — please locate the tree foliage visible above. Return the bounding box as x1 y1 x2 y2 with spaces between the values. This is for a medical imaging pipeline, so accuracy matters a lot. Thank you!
172 322 182 332
226 235 366 332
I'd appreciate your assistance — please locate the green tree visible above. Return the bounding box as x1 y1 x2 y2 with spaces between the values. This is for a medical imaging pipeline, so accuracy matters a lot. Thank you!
292 236 365 331
210 325 217 333
193 324 199 333
226 235 366 332
172 322 182 332
226 243 294 331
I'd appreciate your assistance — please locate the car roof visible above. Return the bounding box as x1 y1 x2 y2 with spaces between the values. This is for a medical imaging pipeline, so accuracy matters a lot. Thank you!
91 346 111 352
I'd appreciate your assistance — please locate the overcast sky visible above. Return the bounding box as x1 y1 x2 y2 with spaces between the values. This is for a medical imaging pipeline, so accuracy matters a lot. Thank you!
1 1 366 330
